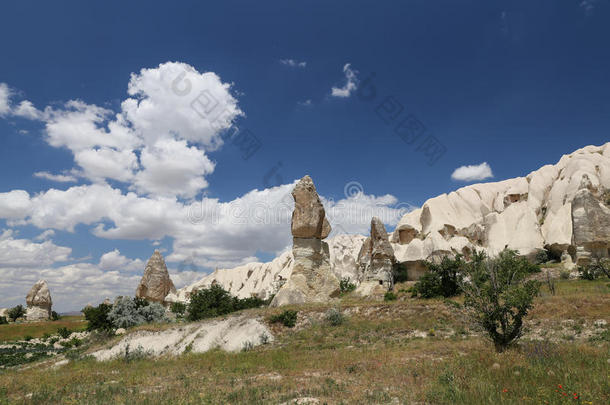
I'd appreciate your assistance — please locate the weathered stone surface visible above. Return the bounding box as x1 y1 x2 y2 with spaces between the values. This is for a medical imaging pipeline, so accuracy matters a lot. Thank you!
291 175 331 239
0 308 8 319
136 250 176 303
25 280 52 321
571 183 610 264
355 218 395 296
271 238 340 306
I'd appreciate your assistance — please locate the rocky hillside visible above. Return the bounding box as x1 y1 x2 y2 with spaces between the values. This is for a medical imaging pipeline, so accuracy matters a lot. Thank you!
172 142 610 302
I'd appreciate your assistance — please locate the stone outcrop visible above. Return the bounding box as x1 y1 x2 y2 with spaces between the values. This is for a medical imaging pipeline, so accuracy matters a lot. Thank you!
0 308 8 320
271 176 340 306
355 217 395 296
136 250 176 303
25 280 52 321
571 179 610 264
390 142 610 277
172 234 366 303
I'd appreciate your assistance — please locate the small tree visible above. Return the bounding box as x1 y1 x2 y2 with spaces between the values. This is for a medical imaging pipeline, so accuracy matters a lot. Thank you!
412 255 465 298
461 250 540 352
170 301 187 317
82 303 113 331
187 284 237 321
7 305 26 321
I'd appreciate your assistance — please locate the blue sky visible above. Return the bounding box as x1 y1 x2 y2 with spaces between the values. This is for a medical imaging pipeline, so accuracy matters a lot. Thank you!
1 0 609 310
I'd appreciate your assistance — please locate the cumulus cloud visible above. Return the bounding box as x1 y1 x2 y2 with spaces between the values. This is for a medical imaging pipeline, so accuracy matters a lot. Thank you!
280 59 307 68
99 249 144 272
451 162 494 182
0 190 32 219
0 229 71 268
33 171 78 183
331 63 358 98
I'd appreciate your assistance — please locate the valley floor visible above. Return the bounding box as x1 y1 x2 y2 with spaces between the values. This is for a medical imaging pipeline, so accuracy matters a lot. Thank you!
0 279 608 404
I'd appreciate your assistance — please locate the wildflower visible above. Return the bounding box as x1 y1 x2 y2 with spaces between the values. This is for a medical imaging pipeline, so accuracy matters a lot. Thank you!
502 388 508 393
558 384 563 389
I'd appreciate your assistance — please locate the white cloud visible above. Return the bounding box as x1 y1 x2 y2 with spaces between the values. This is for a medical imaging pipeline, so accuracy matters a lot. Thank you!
280 59 307 68
0 190 32 219
133 139 215 198
99 249 143 272
580 0 598 13
33 171 78 183
0 83 12 115
298 99 312 107
451 162 494 182
34 229 55 241
0 229 71 268
2 62 243 198
331 63 358 98
13 100 43 120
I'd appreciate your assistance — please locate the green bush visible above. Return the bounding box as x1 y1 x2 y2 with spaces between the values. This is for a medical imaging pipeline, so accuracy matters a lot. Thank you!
339 277 356 294
325 308 345 326
412 255 466 298
57 327 72 339
107 297 168 328
82 303 113 331
461 249 540 352
170 302 187 316
7 305 26 321
578 259 609 280
51 311 60 321
560 269 571 280
392 263 409 283
270 310 298 328
384 291 397 301
534 249 549 265
23 335 33 341
187 284 267 322
0 316 7 325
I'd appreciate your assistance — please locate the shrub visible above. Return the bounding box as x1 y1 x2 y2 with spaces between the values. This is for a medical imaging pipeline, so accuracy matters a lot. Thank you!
579 258 610 280
412 255 465 298
339 277 356 294
57 327 72 339
325 308 345 326
7 305 26 322
270 310 298 328
560 270 571 280
384 291 397 301
23 335 33 341
170 302 187 316
392 263 409 283
187 284 266 322
0 316 7 325
534 249 549 265
51 311 60 321
107 296 167 328
42 332 51 340
82 303 113 331
461 249 540 352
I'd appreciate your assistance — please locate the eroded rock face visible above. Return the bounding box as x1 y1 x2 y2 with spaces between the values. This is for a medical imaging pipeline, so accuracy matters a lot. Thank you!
271 176 339 306
291 175 331 239
25 280 52 321
355 217 395 296
271 238 340 306
571 186 610 264
136 250 176 303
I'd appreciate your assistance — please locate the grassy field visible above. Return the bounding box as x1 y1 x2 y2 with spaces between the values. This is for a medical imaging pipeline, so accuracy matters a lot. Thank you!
0 279 608 404
0 316 86 342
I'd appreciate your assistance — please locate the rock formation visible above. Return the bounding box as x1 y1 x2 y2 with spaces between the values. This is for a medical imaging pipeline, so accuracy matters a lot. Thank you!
355 217 395 296
391 142 610 278
571 177 610 264
177 143 610 302
0 308 8 320
25 280 52 321
136 250 176 303
271 176 340 306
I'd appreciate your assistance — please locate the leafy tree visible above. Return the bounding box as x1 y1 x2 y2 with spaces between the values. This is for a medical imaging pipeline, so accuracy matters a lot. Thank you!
0 316 8 325
461 250 540 352
51 311 60 321
7 305 26 321
186 284 267 322
412 255 465 298
107 296 167 328
82 303 113 331
170 302 187 316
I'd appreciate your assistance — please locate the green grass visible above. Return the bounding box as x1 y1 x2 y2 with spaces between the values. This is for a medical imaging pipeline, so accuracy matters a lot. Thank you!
0 280 607 404
0 316 86 342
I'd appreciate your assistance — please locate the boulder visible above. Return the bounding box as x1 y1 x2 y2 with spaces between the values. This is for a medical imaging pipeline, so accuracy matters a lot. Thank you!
25 280 52 321
271 238 340 306
355 217 395 296
136 250 177 303
291 175 331 239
